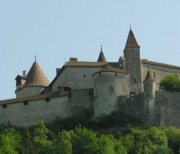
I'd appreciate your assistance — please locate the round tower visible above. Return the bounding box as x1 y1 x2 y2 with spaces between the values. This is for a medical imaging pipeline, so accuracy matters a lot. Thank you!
93 65 129 116
143 69 156 98
15 60 49 98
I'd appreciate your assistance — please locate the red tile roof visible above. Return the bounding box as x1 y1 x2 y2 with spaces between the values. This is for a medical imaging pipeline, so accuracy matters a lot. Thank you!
65 61 107 67
24 61 49 87
125 29 140 48
93 64 128 76
144 70 155 81
97 51 107 62
142 60 180 70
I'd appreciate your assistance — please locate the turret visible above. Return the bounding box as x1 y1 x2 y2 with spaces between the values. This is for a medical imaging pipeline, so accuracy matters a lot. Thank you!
123 28 143 93
143 69 156 98
15 59 49 98
97 45 107 62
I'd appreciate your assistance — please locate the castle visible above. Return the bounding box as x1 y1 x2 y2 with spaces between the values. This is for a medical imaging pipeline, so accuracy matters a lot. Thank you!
1 28 180 127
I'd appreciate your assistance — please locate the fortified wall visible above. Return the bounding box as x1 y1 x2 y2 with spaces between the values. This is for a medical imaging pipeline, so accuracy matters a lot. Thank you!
118 91 180 127
0 89 93 127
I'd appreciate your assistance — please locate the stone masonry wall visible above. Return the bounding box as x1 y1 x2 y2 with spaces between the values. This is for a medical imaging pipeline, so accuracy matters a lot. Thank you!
52 67 102 92
0 89 93 127
155 91 180 127
117 93 145 122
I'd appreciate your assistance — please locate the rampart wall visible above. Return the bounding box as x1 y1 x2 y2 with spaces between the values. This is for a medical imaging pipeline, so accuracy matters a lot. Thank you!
0 89 93 127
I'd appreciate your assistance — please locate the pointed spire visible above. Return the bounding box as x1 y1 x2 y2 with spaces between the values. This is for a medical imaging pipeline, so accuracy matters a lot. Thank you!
24 61 49 87
125 28 140 48
145 68 155 81
97 45 107 62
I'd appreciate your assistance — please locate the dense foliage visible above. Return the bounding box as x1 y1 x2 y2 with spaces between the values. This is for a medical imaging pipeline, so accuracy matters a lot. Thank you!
0 113 180 153
160 74 180 92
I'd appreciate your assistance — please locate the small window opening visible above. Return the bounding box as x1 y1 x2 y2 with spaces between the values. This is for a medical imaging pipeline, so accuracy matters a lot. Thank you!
45 98 50 102
2 104 7 108
115 73 117 76
24 101 28 105
132 49 133 51
83 74 86 78
109 85 114 92
134 79 137 83
99 72 101 76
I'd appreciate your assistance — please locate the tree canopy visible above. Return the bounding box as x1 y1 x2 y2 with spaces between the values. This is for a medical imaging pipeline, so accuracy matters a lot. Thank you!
160 74 180 92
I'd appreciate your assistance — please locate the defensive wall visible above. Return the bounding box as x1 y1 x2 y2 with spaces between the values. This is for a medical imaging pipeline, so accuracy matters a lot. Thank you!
118 91 180 127
0 89 93 127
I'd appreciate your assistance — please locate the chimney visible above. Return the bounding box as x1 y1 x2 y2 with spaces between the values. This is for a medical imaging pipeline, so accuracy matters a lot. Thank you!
70 57 78 61
22 70 26 77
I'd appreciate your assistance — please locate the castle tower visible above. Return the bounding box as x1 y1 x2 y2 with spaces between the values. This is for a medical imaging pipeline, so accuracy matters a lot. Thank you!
123 28 143 93
93 65 129 116
143 69 156 126
15 59 49 98
97 46 107 62
143 69 156 98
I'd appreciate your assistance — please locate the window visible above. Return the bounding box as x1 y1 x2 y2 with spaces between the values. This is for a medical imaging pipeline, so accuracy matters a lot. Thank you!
109 85 114 92
2 104 7 108
115 73 117 76
134 79 137 83
24 101 28 105
99 72 101 76
83 74 86 78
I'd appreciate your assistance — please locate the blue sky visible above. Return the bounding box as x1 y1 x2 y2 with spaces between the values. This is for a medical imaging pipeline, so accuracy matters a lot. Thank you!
0 0 180 99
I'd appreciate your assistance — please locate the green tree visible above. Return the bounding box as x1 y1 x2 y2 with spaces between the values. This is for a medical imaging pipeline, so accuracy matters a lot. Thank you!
129 127 173 154
97 134 127 154
71 127 99 154
160 74 180 92
32 121 53 154
55 130 73 154
0 128 21 154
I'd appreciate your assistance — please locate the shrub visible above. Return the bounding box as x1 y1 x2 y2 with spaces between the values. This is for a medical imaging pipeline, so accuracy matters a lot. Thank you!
159 74 180 92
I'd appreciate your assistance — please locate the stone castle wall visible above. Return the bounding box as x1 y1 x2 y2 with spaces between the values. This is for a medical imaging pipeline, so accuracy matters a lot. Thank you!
16 86 43 98
93 72 129 116
0 89 93 127
52 67 101 92
155 91 180 127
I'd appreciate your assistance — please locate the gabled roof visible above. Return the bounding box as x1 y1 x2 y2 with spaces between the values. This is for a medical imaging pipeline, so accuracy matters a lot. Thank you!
142 59 180 70
144 70 155 81
125 28 140 48
65 61 107 67
24 61 49 87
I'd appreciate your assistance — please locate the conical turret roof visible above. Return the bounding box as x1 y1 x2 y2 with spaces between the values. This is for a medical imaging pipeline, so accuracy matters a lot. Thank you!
144 70 155 81
125 28 140 48
24 61 49 87
97 46 107 62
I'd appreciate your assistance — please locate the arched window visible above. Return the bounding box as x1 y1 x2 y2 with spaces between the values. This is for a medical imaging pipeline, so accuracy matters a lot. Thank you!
109 85 114 92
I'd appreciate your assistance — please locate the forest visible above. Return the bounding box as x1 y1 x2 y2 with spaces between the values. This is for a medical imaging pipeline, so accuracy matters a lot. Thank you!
0 111 180 154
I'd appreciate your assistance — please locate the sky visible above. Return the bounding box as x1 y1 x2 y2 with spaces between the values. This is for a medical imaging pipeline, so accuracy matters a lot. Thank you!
0 0 180 99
